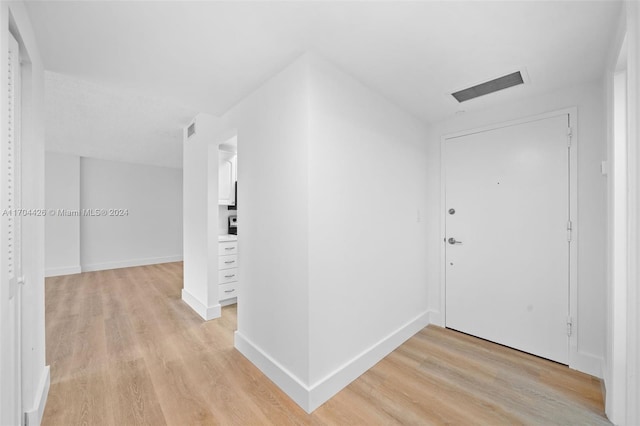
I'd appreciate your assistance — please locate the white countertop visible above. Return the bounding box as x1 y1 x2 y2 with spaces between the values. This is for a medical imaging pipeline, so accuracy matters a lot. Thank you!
218 234 238 242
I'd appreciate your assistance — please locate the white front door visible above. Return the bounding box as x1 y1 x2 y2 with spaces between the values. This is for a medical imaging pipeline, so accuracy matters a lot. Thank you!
1 31 23 426
445 114 570 364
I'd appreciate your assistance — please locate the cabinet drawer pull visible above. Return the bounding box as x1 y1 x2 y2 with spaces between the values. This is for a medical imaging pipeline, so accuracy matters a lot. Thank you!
224 260 235 264
224 289 235 293
225 247 234 250
224 274 235 278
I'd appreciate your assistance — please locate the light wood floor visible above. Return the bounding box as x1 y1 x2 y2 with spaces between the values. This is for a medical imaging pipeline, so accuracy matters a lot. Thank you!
43 262 610 425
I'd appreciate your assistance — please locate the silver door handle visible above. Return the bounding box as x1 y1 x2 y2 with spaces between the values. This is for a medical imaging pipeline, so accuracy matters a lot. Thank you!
448 237 463 245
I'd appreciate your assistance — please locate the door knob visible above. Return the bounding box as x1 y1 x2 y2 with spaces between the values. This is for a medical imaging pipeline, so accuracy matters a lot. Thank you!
448 237 462 245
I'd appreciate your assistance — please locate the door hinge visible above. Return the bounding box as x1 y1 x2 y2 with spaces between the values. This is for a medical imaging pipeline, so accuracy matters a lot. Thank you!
567 220 573 242
567 127 573 147
567 316 573 337
24 412 29 426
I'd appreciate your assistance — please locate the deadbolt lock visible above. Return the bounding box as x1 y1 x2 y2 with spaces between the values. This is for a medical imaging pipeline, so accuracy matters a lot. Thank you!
448 208 455 215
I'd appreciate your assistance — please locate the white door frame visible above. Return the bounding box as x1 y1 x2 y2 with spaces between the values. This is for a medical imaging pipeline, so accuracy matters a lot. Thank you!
439 107 582 371
1 25 23 426
625 2 640 422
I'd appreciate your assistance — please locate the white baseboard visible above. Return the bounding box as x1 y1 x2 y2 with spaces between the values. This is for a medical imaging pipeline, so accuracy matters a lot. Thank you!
81 255 183 272
571 350 604 378
234 310 430 413
181 289 221 321
427 309 443 326
234 331 311 411
602 363 612 420
307 311 430 411
25 365 50 426
45 266 81 277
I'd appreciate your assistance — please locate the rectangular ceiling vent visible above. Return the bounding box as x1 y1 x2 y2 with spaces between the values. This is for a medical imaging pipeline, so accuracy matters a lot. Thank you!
451 71 524 103
187 122 196 138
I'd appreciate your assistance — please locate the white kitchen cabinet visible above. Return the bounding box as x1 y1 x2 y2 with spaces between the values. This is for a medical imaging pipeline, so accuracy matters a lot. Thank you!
218 239 238 305
219 241 238 255
219 283 238 301
218 268 238 284
218 254 237 270
218 150 237 206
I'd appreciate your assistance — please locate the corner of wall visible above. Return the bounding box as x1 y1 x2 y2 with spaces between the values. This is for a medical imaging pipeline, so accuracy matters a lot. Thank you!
181 289 221 321
306 311 430 412
234 331 311 412
24 366 50 426
236 310 431 413
427 310 444 327
45 266 81 277
571 351 605 378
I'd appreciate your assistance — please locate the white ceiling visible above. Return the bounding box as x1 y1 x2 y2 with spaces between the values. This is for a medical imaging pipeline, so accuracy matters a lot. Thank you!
28 1 621 167
45 71 195 168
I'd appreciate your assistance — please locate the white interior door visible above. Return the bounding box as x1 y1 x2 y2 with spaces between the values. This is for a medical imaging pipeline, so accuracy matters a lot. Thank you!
1 31 23 426
445 114 570 364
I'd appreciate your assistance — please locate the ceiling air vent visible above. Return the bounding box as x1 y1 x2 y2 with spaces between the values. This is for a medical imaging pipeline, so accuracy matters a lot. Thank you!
451 71 524 103
187 122 196 138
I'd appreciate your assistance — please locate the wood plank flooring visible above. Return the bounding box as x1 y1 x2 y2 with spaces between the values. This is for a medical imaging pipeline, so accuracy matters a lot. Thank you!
43 262 610 425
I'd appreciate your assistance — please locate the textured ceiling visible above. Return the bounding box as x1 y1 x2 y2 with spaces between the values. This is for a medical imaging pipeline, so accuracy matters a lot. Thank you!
29 1 622 167
45 72 195 168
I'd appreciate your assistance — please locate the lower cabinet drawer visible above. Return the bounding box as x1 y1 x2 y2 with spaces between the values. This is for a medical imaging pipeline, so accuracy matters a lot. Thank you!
218 268 238 284
219 241 238 255
218 254 238 270
219 282 238 300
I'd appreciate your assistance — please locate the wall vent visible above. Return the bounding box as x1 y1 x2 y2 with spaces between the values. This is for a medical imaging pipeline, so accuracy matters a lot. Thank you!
187 122 196 138
451 71 524 103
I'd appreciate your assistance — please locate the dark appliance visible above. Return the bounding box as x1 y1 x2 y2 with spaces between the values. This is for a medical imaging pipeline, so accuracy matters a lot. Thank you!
228 214 238 235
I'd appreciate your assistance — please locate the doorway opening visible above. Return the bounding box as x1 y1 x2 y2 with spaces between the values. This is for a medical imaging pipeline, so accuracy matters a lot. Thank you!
217 135 238 309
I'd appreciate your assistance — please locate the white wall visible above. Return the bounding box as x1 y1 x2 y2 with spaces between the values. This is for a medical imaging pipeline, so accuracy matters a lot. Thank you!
1 2 48 425
79 157 183 271
229 54 430 412
229 57 311 388
624 1 640 424
44 153 183 274
425 81 608 376
45 152 80 276
306 56 430 392
218 206 233 235
182 113 231 320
